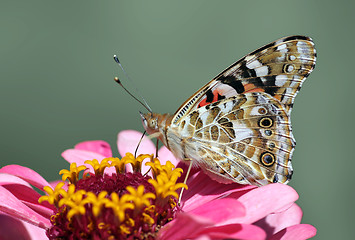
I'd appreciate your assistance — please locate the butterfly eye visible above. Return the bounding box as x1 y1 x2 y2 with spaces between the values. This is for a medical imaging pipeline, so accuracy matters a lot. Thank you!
149 119 158 129
260 152 275 167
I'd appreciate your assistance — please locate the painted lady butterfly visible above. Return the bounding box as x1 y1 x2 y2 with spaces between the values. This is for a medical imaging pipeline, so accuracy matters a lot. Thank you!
141 36 316 186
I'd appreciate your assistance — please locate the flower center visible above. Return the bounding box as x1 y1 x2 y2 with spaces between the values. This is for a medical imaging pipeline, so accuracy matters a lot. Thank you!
39 153 187 239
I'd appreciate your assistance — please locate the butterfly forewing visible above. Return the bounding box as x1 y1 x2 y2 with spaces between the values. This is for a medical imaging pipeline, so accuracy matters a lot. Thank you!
172 35 316 124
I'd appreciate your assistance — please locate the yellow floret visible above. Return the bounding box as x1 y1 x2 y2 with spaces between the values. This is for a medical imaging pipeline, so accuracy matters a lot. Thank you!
121 153 152 173
84 158 111 176
105 192 134 222
59 163 86 184
110 157 131 174
126 185 155 211
38 182 66 207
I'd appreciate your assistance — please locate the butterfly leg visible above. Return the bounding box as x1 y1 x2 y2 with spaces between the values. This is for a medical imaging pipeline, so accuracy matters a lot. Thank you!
178 159 193 205
134 131 147 158
155 139 159 157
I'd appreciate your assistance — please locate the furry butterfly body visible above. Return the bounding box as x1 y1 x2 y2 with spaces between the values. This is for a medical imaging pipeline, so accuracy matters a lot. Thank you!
141 36 316 186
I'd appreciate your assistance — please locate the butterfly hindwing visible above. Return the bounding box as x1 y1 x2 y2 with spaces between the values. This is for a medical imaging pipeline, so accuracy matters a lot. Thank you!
174 92 294 186
172 35 316 125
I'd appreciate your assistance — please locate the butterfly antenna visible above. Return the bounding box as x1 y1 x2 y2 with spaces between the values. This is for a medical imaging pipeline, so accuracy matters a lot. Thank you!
114 77 152 113
113 55 152 113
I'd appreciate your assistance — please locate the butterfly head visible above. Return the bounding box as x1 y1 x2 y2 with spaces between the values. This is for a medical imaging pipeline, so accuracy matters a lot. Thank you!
140 111 173 141
140 112 160 135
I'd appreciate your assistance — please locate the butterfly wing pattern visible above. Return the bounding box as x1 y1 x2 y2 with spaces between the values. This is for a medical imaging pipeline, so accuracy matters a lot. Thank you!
141 35 316 186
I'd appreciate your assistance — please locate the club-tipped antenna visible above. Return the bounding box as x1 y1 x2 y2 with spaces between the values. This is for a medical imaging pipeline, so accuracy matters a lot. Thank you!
114 77 152 113
113 55 152 113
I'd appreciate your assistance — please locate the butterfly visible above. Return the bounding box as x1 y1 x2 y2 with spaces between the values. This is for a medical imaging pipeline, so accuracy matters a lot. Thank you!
140 35 316 186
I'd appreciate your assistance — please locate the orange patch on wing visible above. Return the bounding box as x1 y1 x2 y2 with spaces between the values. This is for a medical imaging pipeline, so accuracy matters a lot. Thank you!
243 83 265 93
198 89 220 108
273 95 281 101
198 98 208 107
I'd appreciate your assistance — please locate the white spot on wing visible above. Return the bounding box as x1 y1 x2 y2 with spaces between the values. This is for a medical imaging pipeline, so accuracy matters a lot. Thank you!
286 64 295 72
199 111 209 124
255 66 268 76
284 87 294 96
289 80 299 88
275 75 288 87
220 100 234 113
234 128 254 142
277 44 287 50
296 41 307 47
246 59 262 69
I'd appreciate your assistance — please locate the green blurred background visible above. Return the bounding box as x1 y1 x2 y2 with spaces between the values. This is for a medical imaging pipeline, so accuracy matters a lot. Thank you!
1 1 353 239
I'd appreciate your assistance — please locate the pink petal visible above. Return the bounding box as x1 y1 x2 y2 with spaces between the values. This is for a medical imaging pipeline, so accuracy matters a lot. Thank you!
0 165 50 190
270 224 317 240
195 224 266 240
117 130 156 157
0 214 47 240
194 236 211 240
181 172 255 212
0 174 55 215
23 201 54 218
157 146 180 166
61 149 106 166
158 212 213 240
189 198 245 223
75 140 112 158
1 177 54 213
0 186 51 228
226 183 299 224
0 173 32 188
255 204 303 237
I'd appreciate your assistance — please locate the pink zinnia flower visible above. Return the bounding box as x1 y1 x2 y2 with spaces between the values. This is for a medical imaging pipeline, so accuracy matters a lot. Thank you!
0 130 316 239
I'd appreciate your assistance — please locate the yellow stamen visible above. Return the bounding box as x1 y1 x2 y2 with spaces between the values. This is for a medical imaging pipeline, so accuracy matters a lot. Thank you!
142 212 155 225
57 184 84 201
110 157 132 174
148 174 187 200
126 185 155 211
120 224 131 235
122 153 152 173
59 163 86 184
59 190 87 220
146 158 183 181
105 192 134 222
84 191 109 217
84 158 111 176
38 182 66 207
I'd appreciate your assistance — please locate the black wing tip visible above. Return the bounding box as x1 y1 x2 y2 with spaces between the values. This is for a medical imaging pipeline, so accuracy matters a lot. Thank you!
280 35 314 43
